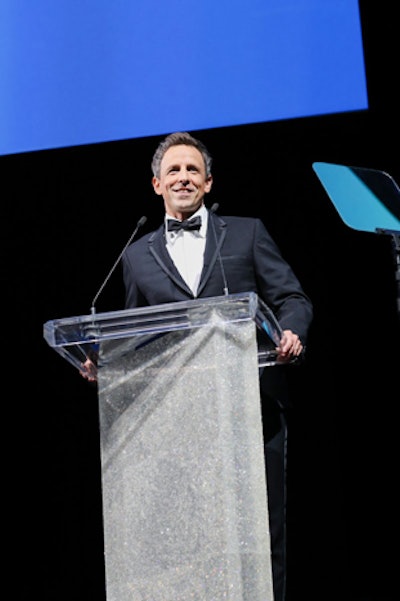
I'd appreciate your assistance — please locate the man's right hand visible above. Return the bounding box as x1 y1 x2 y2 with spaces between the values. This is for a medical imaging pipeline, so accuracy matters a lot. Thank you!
79 358 98 382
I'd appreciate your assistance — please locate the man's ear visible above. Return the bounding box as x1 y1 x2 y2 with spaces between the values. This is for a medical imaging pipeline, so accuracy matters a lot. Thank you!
205 175 213 193
152 176 162 196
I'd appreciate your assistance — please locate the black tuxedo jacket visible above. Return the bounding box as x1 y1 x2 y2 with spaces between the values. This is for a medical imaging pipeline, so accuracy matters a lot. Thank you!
122 211 313 345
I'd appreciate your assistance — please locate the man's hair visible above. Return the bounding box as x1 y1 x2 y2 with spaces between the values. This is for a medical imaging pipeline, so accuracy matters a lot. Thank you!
151 132 213 179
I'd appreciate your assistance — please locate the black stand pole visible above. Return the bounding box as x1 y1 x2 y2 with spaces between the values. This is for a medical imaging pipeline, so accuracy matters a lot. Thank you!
376 228 400 319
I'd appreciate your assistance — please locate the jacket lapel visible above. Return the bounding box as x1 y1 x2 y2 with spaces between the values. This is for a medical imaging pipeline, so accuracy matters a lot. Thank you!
197 213 227 296
147 225 193 295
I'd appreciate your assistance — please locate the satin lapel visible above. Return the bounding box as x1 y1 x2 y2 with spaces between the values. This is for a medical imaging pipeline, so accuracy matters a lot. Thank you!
148 226 193 295
197 213 227 296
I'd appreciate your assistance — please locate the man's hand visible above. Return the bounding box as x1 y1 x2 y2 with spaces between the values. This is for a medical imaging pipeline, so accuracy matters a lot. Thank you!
79 357 98 382
276 329 304 363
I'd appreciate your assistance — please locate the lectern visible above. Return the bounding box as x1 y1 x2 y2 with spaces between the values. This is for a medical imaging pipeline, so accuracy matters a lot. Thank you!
44 292 283 601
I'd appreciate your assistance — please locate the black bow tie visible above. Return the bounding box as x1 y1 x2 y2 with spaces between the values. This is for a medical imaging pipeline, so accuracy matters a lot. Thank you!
167 215 202 232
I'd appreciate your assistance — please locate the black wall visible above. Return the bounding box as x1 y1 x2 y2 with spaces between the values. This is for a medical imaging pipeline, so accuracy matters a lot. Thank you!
5 2 399 600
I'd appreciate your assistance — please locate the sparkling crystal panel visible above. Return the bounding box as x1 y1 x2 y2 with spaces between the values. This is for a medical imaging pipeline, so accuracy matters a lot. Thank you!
97 315 273 601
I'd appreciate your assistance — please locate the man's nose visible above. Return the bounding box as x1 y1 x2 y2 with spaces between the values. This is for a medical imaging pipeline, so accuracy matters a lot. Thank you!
178 169 190 181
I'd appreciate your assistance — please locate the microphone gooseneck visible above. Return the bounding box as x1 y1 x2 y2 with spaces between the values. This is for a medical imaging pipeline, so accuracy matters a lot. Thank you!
90 215 147 315
209 203 229 296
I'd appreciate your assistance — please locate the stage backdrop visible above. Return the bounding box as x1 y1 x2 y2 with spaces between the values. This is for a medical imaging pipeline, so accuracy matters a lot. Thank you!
1 0 367 155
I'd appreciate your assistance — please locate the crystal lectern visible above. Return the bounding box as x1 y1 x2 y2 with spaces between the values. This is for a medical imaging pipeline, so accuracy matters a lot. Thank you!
44 292 283 601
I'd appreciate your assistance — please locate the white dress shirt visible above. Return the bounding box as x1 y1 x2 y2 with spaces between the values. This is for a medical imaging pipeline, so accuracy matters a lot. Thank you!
165 205 208 296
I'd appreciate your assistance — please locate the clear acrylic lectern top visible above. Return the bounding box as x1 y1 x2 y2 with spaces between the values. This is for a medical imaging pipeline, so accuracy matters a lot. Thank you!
43 292 285 372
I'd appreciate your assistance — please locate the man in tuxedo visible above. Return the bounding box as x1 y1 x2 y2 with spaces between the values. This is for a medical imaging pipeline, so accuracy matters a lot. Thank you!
120 131 313 601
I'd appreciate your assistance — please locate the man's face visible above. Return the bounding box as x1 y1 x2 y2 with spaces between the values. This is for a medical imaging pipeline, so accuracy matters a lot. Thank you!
152 145 213 219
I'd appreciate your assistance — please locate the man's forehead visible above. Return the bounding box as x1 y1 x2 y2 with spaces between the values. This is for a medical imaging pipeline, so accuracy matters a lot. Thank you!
161 145 204 167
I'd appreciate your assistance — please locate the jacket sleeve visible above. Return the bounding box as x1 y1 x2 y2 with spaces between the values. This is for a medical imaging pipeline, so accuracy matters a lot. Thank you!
252 219 313 344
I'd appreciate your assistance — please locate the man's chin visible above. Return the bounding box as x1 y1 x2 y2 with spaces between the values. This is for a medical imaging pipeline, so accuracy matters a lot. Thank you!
175 197 202 210
175 192 195 201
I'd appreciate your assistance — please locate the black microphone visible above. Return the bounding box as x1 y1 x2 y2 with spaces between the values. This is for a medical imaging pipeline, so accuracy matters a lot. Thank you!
90 215 147 314
209 203 229 296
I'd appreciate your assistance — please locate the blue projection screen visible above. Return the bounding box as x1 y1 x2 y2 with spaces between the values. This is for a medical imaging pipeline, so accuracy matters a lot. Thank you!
1 0 368 156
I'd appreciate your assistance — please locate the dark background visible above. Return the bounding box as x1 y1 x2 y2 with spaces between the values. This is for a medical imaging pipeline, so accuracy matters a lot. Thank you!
4 2 399 600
